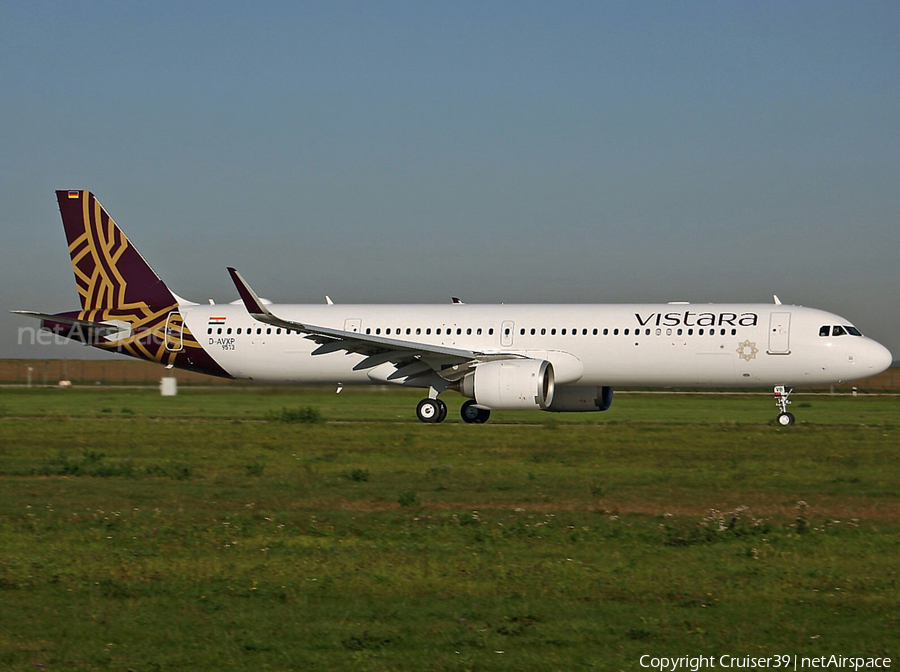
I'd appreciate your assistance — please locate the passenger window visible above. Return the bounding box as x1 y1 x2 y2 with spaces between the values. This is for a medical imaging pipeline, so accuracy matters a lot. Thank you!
466 328 471 335
488 328 494 335
266 328 271 335
624 329 629 336
236 328 242 335
551 329 557 335
217 328 222 335
416 328 422 335
540 328 546 335
530 328 535 335
613 328 619 335
426 328 431 335
257 328 262 335
561 329 566 335
477 328 482 335
207 328 212 334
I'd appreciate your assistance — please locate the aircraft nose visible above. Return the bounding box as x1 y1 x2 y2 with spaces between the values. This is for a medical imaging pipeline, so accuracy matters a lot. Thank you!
866 339 893 375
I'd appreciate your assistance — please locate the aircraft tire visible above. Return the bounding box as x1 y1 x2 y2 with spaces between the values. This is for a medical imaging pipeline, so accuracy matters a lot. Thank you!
416 398 442 423
461 399 491 424
777 412 796 426
435 399 448 423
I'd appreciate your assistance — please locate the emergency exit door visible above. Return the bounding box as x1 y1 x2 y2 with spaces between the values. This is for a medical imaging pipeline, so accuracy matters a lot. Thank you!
767 312 791 354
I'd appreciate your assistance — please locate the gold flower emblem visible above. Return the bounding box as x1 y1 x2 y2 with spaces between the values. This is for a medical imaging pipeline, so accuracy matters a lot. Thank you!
736 340 759 362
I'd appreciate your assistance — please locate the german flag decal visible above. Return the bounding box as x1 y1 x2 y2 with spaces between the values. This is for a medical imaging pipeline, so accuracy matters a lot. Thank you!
68 191 80 199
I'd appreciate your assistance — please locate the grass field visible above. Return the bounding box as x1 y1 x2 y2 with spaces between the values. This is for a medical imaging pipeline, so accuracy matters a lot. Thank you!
0 387 897 670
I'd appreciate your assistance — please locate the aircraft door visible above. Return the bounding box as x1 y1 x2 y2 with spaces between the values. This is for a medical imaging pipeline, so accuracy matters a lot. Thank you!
501 320 515 347
165 311 184 352
767 312 791 354
344 318 362 333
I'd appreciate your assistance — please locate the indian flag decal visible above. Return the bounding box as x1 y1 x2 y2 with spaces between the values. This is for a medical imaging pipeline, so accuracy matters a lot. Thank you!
208 316 226 325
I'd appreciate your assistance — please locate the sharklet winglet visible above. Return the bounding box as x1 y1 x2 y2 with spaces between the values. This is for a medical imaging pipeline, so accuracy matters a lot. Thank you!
227 268 276 320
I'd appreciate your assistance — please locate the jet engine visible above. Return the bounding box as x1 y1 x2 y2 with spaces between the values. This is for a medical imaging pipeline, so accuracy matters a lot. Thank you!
543 386 613 412
457 359 555 410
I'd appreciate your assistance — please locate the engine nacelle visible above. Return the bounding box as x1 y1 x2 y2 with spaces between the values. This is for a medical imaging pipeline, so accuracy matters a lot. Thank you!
458 360 555 410
543 386 613 412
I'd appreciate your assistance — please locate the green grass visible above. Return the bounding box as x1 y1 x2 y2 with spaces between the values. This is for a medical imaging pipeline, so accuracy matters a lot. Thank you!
0 387 897 670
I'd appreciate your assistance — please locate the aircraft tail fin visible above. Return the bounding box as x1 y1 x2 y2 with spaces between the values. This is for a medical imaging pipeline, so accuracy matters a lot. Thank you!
56 190 178 313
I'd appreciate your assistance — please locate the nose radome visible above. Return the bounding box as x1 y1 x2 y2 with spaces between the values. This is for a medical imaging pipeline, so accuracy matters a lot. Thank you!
867 340 893 374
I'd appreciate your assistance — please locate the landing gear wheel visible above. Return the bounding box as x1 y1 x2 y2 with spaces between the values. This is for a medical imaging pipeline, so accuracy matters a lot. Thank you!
460 399 491 424
777 412 796 426
416 398 446 424
435 399 448 423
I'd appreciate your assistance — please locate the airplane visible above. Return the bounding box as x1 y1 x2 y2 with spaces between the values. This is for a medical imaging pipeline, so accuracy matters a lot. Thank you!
13 190 893 426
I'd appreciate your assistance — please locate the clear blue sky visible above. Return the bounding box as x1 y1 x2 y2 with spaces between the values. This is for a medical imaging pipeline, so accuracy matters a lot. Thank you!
2 1 898 360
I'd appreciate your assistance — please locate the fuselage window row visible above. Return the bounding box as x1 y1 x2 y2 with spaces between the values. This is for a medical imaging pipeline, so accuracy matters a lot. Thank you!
207 326 741 338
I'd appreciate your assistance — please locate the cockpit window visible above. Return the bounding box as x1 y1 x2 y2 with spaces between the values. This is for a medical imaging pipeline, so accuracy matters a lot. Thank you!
819 325 830 337
832 325 847 336
845 325 862 336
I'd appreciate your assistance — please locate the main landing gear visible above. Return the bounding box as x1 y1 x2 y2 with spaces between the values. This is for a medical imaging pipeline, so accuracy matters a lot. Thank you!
774 385 795 426
416 398 448 424
460 399 491 424
415 397 492 424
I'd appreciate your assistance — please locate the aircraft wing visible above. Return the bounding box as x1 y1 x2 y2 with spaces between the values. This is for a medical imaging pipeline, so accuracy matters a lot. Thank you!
227 268 519 383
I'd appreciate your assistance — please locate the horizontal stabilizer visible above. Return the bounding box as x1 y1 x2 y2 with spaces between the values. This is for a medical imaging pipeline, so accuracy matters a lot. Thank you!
10 310 132 341
12 310 120 334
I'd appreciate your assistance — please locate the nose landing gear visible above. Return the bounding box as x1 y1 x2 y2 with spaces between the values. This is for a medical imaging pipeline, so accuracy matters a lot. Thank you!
774 386 795 425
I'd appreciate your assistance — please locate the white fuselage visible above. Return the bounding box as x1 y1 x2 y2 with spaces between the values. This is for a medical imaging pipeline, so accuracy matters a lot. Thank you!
182 302 892 388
